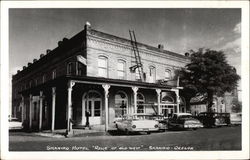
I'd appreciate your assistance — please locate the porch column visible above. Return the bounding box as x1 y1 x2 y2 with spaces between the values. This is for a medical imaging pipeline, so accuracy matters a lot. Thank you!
102 84 110 132
132 87 138 113
21 95 24 123
51 87 56 132
66 81 75 135
29 94 33 130
156 89 161 115
39 91 43 131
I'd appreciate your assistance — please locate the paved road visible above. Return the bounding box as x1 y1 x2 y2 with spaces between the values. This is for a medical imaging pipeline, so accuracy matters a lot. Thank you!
9 126 241 151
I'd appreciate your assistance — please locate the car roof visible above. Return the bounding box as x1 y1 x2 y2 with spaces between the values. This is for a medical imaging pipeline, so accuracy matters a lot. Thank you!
173 113 192 116
124 113 152 116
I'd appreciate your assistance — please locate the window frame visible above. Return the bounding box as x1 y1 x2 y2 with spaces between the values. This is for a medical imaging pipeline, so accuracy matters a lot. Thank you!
165 69 172 80
52 69 56 79
98 56 108 78
117 59 126 80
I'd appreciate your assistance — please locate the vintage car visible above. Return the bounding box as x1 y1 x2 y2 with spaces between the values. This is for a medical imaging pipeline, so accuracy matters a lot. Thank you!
197 112 231 127
114 114 159 134
230 113 242 125
168 113 203 130
9 117 23 130
149 114 169 131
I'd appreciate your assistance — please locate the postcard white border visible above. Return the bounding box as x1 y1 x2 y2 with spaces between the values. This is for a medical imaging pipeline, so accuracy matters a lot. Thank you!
1 1 249 160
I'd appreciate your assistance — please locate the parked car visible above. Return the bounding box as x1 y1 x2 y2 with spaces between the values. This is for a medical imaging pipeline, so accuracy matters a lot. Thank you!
114 114 159 134
149 114 169 131
168 113 203 130
197 112 231 127
9 117 23 130
230 113 242 125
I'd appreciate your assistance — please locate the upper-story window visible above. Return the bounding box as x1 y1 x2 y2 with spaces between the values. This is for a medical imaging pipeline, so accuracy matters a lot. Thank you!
67 62 73 75
98 56 108 78
149 66 156 83
76 62 84 76
135 68 140 80
165 69 172 80
52 69 56 79
117 59 126 80
42 74 46 83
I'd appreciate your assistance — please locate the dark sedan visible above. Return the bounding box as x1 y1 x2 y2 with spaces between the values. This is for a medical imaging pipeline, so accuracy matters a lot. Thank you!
168 113 203 130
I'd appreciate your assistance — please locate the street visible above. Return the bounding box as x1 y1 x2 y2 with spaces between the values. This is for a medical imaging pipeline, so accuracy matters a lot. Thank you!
9 126 241 151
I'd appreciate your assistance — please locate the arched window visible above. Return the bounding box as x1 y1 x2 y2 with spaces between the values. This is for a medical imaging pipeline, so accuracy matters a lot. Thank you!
137 93 145 113
117 59 126 79
165 69 171 80
52 69 56 79
42 74 46 83
98 56 108 78
83 91 102 117
67 62 73 75
115 91 128 117
76 62 84 76
161 95 174 103
149 66 156 83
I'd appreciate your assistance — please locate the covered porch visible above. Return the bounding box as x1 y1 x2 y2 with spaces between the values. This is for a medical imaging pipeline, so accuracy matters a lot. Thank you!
19 75 184 136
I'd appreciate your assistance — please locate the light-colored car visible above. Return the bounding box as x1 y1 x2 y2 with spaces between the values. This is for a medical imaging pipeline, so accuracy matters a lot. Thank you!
9 117 23 130
115 114 159 134
230 113 242 125
168 113 203 130
149 114 169 131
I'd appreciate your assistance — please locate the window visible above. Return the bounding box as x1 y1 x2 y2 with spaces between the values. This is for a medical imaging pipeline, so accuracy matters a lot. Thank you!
115 91 128 117
42 74 46 83
52 69 56 79
137 93 145 113
149 66 156 83
135 68 140 80
76 62 84 76
165 69 171 80
67 62 73 75
117 60 126 79
98 56 108 78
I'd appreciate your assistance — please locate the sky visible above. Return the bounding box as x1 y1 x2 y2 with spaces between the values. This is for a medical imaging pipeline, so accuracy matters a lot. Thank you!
9 8 241 89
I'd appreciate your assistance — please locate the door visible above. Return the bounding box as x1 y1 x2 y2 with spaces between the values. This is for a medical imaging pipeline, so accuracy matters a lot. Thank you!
82 91 102 126
84 99 102 125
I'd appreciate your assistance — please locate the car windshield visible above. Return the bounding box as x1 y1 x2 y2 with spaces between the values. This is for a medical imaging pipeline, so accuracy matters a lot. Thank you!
179 115 193 119
132 115 151 120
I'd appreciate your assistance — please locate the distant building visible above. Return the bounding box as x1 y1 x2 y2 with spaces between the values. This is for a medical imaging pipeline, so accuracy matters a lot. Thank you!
11 22 190 133
190 87 239 115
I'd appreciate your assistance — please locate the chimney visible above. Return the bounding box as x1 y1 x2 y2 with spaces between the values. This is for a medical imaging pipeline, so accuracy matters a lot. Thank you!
46 49 51 54
63 38 69 42
40 54 45 58
84 21 91 30
158 44 164 51
28 62 32 66
184 52 190 57
58 41 63 46
33 59 37 63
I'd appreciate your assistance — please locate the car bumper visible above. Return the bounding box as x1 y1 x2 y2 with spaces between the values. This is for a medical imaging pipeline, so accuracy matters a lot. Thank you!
130 128 159 132
184 124 203 128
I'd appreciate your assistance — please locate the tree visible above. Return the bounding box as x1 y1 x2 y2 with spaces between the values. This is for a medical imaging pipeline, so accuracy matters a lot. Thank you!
231 98 242 113
178 48 240 112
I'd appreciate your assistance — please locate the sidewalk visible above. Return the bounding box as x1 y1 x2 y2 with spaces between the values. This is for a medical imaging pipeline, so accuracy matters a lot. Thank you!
24 124 115 138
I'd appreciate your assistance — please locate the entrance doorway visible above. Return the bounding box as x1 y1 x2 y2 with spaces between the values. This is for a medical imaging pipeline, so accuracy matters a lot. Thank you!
161 106 174 118
82 91 102 125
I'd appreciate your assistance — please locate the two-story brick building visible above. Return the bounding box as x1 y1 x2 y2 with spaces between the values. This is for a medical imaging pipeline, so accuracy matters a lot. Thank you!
11 22 190 134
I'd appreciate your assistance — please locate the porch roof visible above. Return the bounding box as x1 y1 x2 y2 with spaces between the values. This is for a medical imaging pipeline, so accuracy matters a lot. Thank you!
19 75 179 95
67 75 178 90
